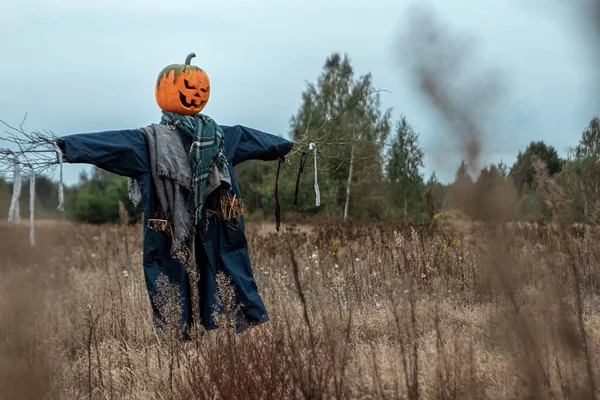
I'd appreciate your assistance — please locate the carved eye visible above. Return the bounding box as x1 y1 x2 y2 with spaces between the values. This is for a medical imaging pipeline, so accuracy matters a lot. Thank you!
184 79 196 89
200 87 208 93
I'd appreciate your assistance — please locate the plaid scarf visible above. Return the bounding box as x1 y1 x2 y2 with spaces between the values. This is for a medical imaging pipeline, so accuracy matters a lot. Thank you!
160 111 229 223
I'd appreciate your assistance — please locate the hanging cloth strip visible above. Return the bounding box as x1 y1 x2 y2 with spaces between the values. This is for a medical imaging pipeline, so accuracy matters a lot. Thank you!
7 158 37 246
308 143 320 207
274 158 283 231
293 152 307 206
29 166 35 247
8 155 21 224
53 141 64 211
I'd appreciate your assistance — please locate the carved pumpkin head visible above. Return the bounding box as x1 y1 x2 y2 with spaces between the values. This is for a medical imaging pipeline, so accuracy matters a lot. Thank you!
155 53 210 116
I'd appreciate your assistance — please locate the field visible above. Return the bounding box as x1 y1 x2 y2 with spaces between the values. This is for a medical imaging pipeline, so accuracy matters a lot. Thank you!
2 218 600 400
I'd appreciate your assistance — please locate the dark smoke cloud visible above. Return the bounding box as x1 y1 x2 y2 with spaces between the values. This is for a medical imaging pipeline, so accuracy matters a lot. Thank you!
394 2 508 175
395 0 600 178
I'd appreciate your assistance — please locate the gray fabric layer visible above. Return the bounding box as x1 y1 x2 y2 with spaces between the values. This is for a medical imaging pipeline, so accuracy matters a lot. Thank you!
204 154 231 201
130 124 193 242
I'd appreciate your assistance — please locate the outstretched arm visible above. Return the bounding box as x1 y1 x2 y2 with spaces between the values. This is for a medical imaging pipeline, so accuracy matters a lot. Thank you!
57 128 149 178
223 125 293 166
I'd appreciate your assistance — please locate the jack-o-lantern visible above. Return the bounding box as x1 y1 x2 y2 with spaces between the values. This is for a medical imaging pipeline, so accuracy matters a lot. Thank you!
155 53 210 116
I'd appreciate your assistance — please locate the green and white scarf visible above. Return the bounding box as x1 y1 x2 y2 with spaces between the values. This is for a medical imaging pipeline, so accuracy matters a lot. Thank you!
160 111 230 224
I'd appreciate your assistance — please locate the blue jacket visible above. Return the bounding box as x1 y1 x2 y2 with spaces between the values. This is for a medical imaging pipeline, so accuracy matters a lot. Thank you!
59 124 293 334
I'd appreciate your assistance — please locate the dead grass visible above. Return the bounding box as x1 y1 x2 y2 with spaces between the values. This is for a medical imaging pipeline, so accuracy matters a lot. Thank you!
1 215 600 399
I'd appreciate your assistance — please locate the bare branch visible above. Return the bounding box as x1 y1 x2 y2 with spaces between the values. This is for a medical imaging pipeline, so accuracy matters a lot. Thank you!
0 115 60 179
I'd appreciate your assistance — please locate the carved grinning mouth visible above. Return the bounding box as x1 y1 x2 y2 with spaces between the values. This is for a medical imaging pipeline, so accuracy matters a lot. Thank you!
179 91 206 108
179 79 208 108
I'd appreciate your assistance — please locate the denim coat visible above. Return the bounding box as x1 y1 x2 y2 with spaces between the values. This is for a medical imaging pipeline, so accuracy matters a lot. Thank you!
59 124 293 333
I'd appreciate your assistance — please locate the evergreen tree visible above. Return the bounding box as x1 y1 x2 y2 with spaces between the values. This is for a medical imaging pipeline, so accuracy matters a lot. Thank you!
509 141 562 193
449 160 474 215
385 116 425 221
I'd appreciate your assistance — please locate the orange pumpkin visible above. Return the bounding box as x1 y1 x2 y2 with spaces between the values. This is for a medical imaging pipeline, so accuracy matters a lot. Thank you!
155 53 210 116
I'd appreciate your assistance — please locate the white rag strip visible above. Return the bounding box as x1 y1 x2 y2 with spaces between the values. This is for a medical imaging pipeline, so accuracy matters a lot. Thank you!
8 156 21 224
29 166 35 247
309 143 320 207
53 142 64 211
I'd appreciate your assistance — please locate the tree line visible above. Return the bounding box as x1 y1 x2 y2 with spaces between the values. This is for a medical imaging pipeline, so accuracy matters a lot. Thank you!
1 52 599 225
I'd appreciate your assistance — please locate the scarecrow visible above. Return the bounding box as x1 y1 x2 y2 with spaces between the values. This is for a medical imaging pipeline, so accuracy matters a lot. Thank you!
53 53 293 334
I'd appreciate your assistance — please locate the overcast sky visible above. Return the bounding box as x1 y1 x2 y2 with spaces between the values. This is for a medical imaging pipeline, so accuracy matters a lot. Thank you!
0 0 598 185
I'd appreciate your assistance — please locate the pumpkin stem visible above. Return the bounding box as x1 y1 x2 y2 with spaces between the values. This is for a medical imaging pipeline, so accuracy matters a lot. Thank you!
185 53 196 65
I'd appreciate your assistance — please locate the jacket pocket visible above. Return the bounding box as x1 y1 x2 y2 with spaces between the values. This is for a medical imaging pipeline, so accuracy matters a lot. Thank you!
143 227 169 264
221 218 247 252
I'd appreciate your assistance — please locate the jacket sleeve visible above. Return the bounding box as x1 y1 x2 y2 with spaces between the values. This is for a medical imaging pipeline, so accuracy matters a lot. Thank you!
56 129 149 178
230 125 293 166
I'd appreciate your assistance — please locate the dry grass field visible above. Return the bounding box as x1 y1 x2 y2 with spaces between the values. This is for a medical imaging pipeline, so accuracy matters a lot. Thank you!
2 2 600 398
1 215 600 400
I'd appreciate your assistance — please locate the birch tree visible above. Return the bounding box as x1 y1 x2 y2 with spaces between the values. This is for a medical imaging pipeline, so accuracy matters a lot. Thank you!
286 52 391 220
